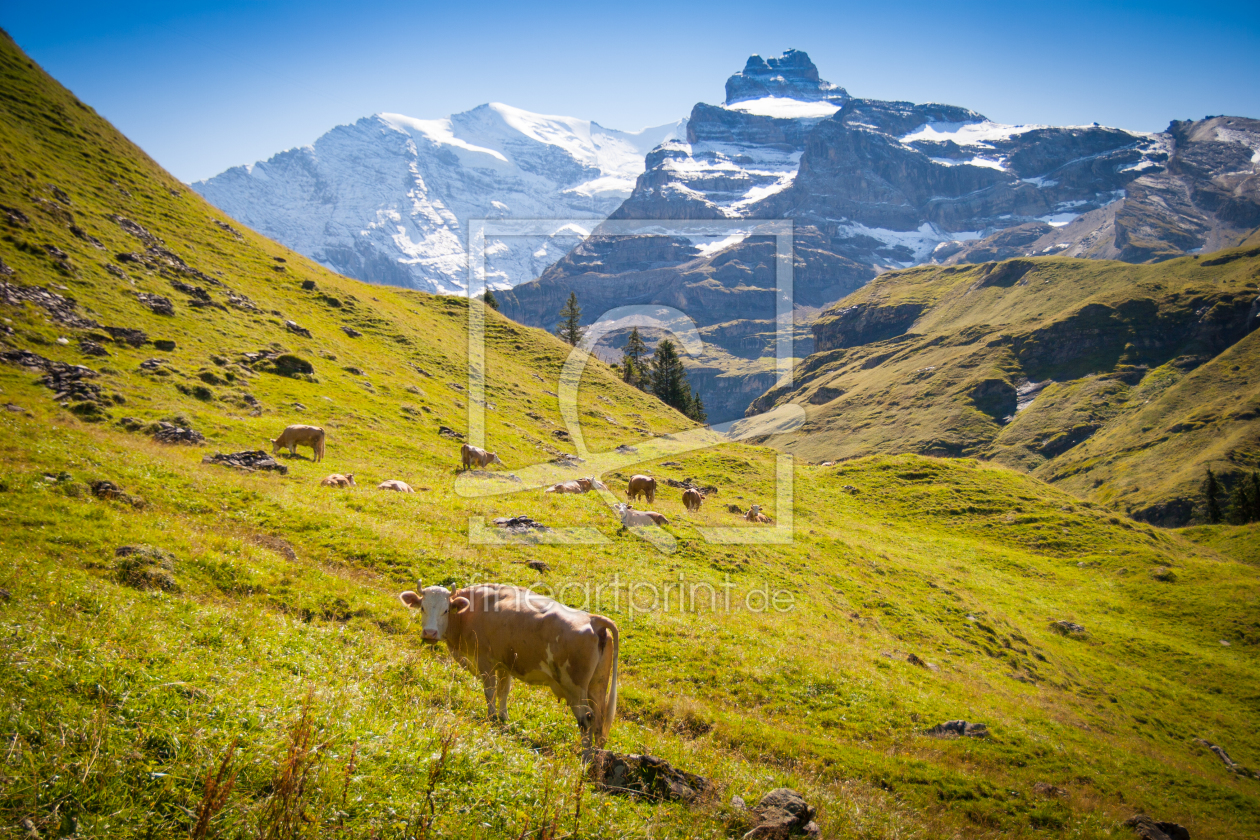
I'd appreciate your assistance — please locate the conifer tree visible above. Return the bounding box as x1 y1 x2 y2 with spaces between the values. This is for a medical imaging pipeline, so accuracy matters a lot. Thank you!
556 292 583 346
622 327 648 388
1203 467 1223 524
1252 472 1260 523
687 390 708 424
1228 480 1254 525
482 288 499 311
649 338 692 414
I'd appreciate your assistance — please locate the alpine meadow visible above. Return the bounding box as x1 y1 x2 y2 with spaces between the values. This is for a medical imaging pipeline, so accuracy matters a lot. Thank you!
1 26 1259 840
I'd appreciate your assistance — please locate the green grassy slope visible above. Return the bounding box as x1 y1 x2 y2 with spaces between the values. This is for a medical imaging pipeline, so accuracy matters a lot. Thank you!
751 255 1260 525
2 30 1260 840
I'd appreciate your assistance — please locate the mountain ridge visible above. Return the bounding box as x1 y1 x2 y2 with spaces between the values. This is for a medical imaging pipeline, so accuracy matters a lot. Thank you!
746 249 1260 525
501 51 1259 422
193 103 685 294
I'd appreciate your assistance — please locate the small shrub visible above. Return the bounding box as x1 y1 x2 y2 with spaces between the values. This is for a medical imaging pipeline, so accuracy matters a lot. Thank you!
115 544 179 592
68 401 108 421
273 354 313 376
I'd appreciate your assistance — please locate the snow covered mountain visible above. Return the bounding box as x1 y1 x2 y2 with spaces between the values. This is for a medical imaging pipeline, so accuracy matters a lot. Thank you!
500 51 1260 423
192 104 685 294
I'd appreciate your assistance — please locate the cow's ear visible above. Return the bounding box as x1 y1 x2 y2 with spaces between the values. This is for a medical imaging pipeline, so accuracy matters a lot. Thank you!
399 591 422 608
450 596 471 614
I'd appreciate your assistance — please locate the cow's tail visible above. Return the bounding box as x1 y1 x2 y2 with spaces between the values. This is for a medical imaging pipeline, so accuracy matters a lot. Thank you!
316 429 325 462
592 616 619 745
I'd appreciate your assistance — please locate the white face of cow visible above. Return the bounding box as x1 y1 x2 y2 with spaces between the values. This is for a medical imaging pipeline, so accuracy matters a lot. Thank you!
399 585 453 643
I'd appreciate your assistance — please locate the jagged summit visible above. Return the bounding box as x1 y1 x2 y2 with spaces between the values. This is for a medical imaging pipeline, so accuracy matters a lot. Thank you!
724 49 848 105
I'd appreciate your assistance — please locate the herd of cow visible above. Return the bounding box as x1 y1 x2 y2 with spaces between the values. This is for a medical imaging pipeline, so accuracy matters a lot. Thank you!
273 423 771 525
268 422 771 751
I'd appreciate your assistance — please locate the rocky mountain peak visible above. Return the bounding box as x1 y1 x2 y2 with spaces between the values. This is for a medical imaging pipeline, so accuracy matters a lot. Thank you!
725 49 848 105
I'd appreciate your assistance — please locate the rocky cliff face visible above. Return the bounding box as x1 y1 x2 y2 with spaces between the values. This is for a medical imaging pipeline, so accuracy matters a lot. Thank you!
724 49 848 105
192 105 685 294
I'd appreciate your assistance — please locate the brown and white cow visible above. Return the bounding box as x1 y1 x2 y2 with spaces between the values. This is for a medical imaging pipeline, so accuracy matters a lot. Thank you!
614 502 668 528
461 443 504 470
627 474 656 503
682 487 704 511
546 478 588 494
320 473 356 488
745 504 772 523
545 476 606 494
399 583 619 753
271 424 325 461
378 479 415 493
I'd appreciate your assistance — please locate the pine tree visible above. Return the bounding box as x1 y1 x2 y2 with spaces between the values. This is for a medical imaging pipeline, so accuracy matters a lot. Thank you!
687 390 708 424
649 339 695 415
556 292 583 346
482 288 499 311
622 327 648 388
1228 480 1254 525
1203 467 1223 524
1251 471 1260 523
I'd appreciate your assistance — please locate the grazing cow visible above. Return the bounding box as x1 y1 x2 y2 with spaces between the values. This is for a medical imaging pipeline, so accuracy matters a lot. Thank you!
399 582 619 754
745 504 772 523
614 502 667 528
320 473 355 488
461 443 504 470
378 479 415 493
271 425 325 461
682 487 704 511
627 474 656 503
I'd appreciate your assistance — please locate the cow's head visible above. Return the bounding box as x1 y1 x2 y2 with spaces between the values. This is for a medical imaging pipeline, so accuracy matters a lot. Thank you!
490 452 504 465
345 474 356 485
269 438 280 454
748 504 762 516
399 584 468 642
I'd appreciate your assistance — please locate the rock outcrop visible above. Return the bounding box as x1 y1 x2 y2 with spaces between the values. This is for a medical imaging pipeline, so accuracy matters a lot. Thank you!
741 788 821 839
725 50 847 105
589 750 709 802
202 450 288 474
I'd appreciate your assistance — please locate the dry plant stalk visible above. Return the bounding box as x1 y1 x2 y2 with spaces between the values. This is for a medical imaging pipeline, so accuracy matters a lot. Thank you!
339 741 358 813
259 687 328 840
190 737 239 840
416 729 457 840
571 764 586 838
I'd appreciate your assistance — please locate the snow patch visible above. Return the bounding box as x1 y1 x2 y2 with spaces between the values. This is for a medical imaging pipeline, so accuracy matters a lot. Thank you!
692 233 750 257
726 97 841 120
929 156 1008 171
832 220 984 265
902 120 1044 147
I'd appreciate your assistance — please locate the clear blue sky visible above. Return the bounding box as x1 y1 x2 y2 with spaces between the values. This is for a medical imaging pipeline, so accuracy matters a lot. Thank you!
5 0 1259 183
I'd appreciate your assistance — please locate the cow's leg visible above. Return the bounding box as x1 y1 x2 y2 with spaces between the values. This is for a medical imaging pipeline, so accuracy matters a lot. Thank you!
480 671 501 722
494 671 512 722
